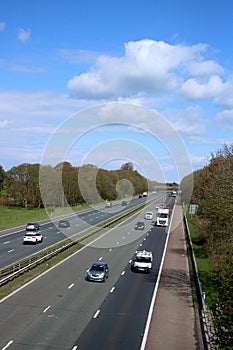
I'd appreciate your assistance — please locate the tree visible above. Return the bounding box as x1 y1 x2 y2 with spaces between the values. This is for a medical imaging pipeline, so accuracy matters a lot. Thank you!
5 163 42 207
120 162 134 171
182 144 233 349
0 165 5 191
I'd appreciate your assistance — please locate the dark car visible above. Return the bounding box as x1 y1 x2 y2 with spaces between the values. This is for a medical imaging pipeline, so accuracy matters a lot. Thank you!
58 220 70 228
86 262 109 282
134 221 145 230
121 200 127 206
26 222 40 231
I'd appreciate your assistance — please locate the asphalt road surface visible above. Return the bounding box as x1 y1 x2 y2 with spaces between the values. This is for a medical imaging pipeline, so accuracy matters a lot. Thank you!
0 195 173 350
0 195 164 269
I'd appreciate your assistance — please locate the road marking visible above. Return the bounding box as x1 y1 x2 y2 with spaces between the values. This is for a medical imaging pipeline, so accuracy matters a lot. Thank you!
2 340 14 350
129 259 132 263
68 283 74 289
98 257 103 261
93 309 100 318
116 242 119 245
72 346 78 350
123 236 125 239
3 241 10 244
109 248 112 251
43 305 51 313
110 286 115 293
8 249 14 253
121 270 125 276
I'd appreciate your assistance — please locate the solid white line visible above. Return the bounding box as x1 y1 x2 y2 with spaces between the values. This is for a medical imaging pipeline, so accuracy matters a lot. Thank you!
93 309 100 318
140 203 176 350
110 287 115 293
43 305 51 313
2 340 14 349
68 283 74 289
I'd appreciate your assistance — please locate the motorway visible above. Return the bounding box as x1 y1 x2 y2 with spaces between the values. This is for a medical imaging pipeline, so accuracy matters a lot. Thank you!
0 194 174 350
0 196 156 269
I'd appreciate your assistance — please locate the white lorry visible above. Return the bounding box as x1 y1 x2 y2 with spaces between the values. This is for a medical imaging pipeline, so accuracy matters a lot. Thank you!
133 250 153 273
156 207 170 226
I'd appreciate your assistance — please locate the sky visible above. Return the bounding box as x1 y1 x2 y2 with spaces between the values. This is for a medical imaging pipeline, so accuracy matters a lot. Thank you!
0 0 233 184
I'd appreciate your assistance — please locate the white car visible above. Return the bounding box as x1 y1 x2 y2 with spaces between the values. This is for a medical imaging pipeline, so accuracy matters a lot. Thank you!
144 211 153 220
133 250 153 273
23 232 43 244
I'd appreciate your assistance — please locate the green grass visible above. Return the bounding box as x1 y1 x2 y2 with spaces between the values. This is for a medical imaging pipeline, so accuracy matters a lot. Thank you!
186 212 213 307
0 205 89 230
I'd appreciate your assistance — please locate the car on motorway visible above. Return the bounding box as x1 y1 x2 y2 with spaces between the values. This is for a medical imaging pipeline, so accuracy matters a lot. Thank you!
121 200 127 206
132 250 153 273
144 211 153 220
105 202 112 208
23 231 43 244
86 262 109 282
134 221 145 230
58 219 70 228
26 222 41 231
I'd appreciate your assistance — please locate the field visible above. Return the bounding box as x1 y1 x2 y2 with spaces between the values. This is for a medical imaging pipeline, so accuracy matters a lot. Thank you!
0 205 89 231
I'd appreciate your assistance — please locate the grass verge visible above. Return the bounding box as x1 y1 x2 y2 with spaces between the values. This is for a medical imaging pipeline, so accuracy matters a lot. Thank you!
0 205 90 231
185 212 212 308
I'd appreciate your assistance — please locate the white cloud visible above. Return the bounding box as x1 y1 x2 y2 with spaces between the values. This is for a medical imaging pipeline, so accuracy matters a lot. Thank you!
215 110 233 131
187 60 224 76
67 39 211 100
0 22 5 31
180 75 225 100
213 77 233 108
0 119 10 128
163 106 207 136
58 49 100 64
17 28 31 43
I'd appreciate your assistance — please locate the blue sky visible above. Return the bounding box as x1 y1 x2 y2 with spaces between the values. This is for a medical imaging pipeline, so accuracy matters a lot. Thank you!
0 0 233 183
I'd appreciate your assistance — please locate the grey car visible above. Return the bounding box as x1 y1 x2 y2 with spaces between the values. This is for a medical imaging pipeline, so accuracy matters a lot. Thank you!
26 222 40 231
86 262 109 282
134 221 145 230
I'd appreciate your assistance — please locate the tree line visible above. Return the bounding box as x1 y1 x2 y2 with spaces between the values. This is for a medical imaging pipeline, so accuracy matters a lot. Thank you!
180 144 233 349
0 161 167 208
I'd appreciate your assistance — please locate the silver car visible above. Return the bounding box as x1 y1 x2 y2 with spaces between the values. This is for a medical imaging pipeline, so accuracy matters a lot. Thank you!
86 262 109 282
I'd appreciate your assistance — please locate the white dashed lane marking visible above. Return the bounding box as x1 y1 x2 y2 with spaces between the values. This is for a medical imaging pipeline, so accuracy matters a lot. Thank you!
93 309 101 318
43 305 51 313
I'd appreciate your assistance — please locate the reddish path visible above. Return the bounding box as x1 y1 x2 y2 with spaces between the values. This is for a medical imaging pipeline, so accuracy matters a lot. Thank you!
145 204 203 350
